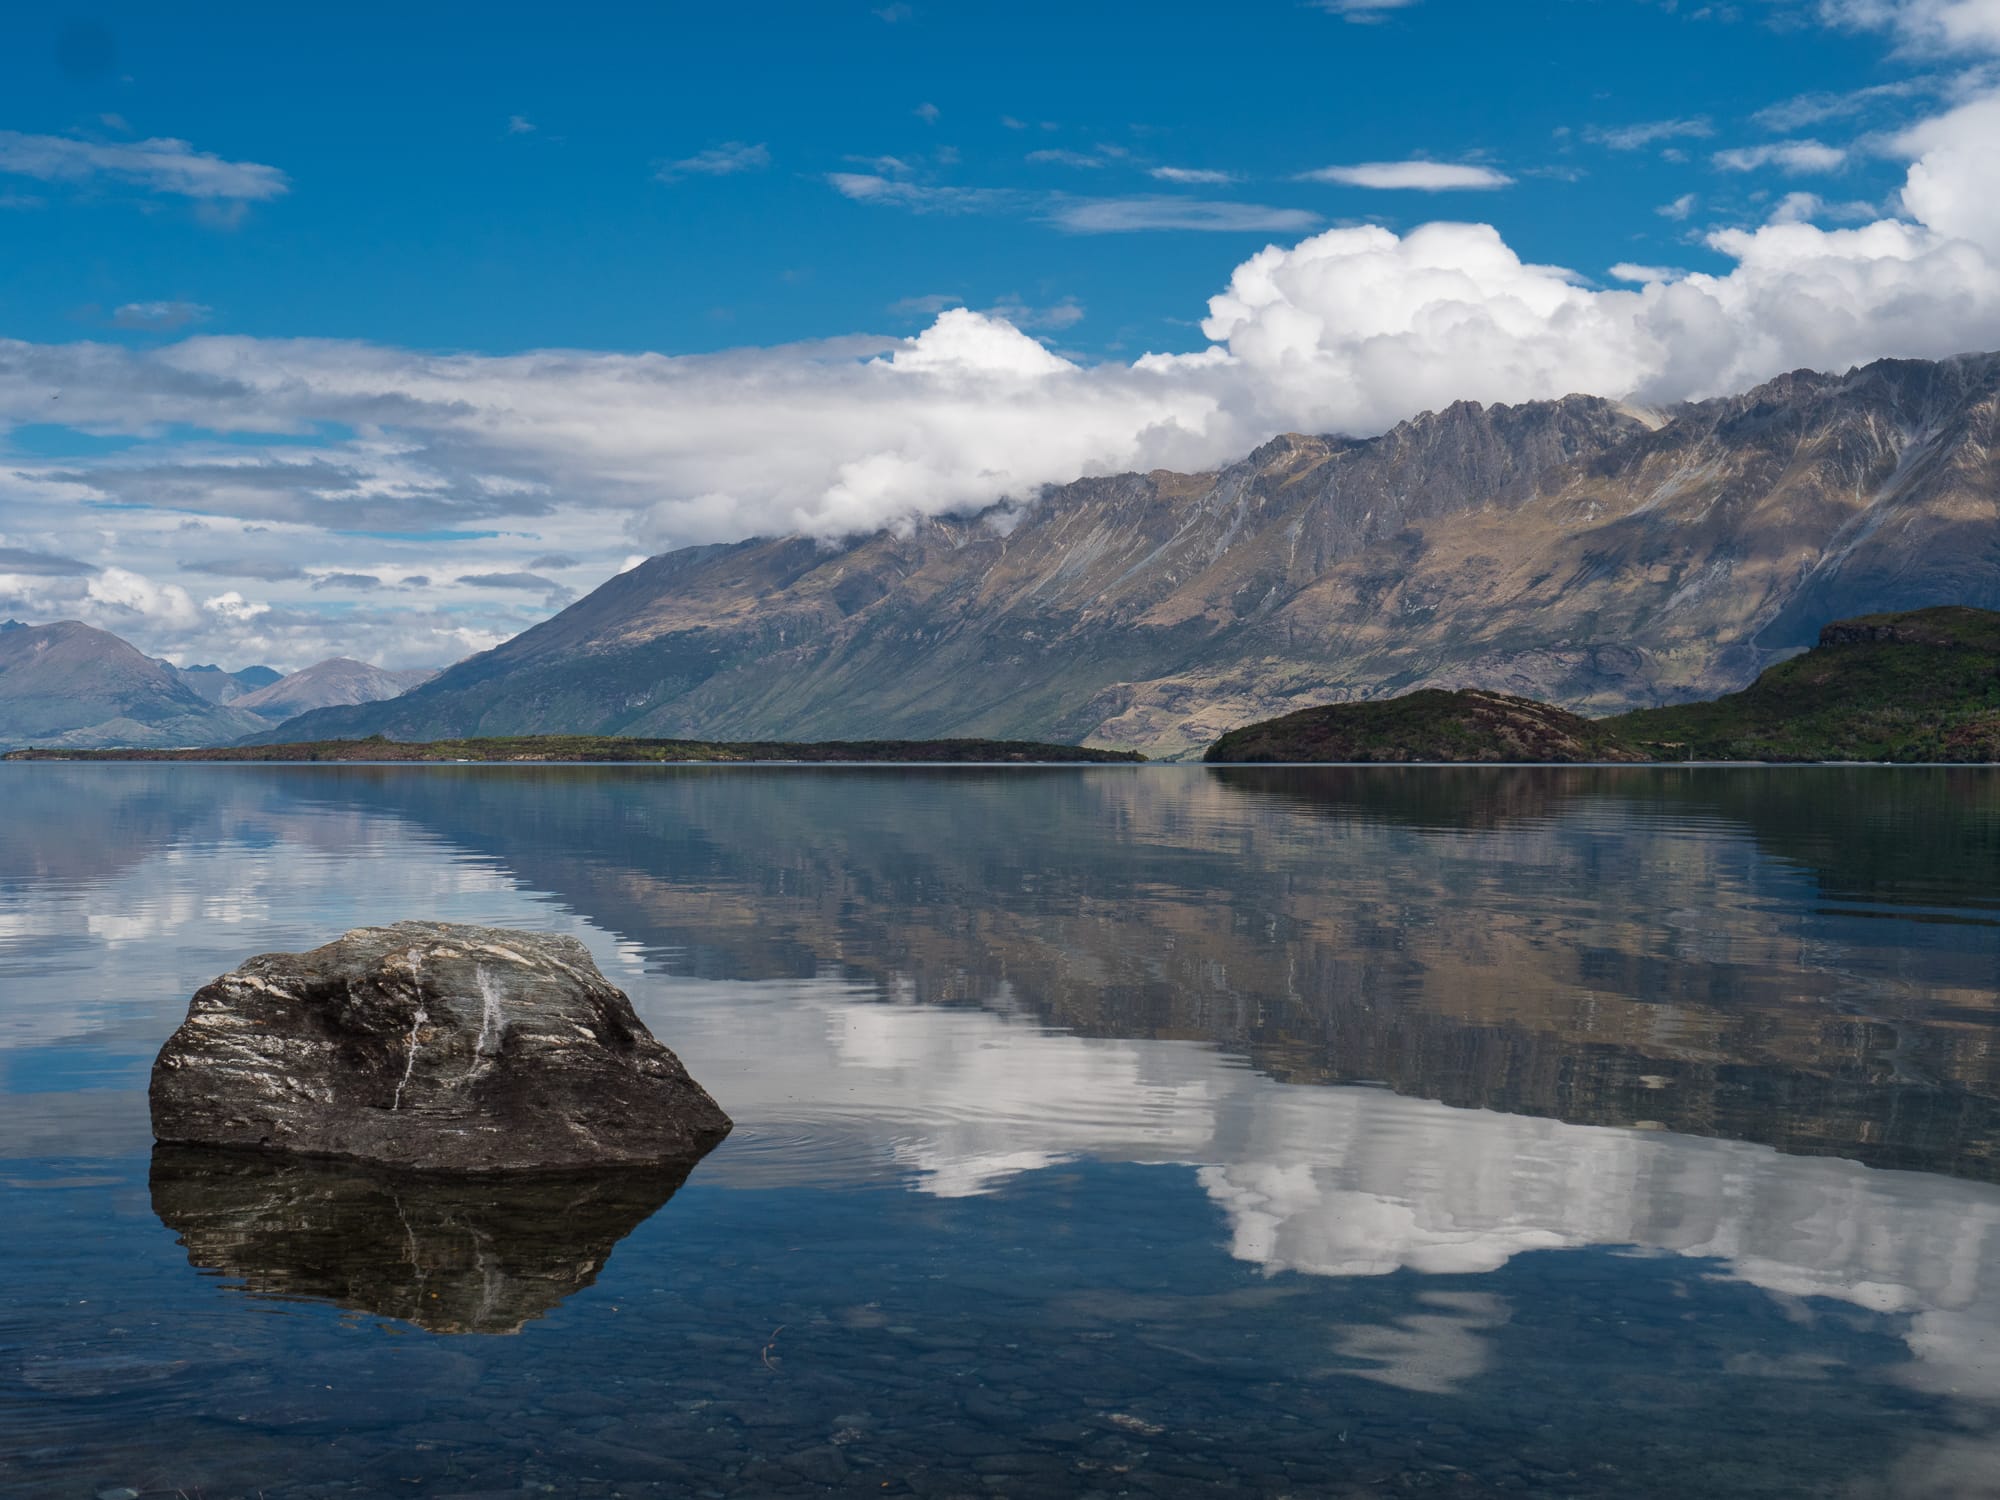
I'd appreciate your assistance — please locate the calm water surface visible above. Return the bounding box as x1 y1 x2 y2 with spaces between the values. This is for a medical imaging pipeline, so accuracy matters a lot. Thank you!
4 764 1999 1499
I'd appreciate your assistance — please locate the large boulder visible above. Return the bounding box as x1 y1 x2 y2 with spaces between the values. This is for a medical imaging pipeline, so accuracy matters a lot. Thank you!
150 922 731 1172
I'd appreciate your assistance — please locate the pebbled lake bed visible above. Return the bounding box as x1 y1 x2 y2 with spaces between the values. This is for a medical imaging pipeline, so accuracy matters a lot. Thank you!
3 763 1999 1499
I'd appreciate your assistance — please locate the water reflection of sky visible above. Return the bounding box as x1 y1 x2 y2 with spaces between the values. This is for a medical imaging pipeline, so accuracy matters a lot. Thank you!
6 764 2000 1497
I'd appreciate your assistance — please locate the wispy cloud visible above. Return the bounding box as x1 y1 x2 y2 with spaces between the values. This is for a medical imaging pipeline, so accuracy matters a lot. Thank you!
873 2 915 18
506 115 537 135
826 173 1019 213
1046 196 1321 233
1310 0 1422 21
1026 148 1110 168
1584 117 1714 150
1657 192 1699 220
654 141 770 182
111 300 211 331
914 102 941 124
0 130 289 201
1712 140 1848 173
1752 79 1931 131
983 295 1086 330
1299 161 1513 190
1150 166 1237 185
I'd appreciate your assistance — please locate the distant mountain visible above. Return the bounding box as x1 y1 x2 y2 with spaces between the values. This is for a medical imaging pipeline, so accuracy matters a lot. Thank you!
259 354 2000 759
232 658 434 724
0 622 269 750
167 662 282 706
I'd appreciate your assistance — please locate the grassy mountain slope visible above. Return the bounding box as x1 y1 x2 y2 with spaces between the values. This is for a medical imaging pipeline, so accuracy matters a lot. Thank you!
1605 606 2000 762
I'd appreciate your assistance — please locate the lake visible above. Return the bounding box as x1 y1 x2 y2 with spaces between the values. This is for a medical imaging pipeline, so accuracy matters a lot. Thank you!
4 764 1999 1499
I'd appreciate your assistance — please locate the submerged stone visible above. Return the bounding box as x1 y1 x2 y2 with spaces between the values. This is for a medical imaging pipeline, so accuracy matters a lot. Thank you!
149 921 732 1171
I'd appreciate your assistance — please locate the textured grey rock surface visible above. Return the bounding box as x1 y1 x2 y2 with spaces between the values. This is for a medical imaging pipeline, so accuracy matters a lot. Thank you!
150 921 732 1171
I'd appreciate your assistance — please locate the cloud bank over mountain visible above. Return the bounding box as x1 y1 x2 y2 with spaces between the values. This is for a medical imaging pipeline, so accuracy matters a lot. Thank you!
8 1 2000 665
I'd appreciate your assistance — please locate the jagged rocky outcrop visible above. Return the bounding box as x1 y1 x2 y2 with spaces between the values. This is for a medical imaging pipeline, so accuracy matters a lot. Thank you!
260 354 2000 758
150 1145 690 1333
150 922 731 1171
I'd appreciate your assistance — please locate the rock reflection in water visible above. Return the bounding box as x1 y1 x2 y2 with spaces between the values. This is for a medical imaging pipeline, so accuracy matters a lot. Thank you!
148 1145 694 1334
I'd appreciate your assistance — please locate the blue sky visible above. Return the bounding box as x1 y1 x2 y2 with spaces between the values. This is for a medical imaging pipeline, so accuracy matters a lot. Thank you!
2 0 1997 669
1 1 1910 357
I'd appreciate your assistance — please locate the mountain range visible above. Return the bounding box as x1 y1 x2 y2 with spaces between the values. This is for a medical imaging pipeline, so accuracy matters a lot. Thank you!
260 353 2000 759
0 623 433 750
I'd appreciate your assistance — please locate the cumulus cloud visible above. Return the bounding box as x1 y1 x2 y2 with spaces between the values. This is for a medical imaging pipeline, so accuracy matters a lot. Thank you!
202 590 269 621
0 131 289 201
1821 0 2000 53
1299 161 1514 190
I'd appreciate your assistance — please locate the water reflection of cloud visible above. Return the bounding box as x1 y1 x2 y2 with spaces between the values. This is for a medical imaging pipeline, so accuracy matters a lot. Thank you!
657 977 2000 1405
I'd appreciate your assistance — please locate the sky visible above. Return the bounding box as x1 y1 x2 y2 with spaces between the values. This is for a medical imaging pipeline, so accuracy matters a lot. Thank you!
3 0 2000 670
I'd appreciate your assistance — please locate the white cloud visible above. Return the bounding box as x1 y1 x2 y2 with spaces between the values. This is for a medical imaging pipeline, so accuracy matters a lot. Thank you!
654 141 770 182
1820 0 2000 53
201 589 269 622
914 102 941 124
1299 161 1514 190
1150 166 1237 185
0 130 288 201
1608 262 1684 283
506 115 537 135
1657 192 1699 219
1713 139 1850 173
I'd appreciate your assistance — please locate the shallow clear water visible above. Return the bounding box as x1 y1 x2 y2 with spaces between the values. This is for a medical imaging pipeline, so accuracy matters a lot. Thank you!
4 764 2000 1499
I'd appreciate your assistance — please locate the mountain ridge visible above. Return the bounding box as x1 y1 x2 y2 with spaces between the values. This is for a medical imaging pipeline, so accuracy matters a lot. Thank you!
259 352 2000 758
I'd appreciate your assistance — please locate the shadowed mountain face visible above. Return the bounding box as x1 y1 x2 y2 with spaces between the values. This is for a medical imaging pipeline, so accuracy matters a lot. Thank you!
149 1146 692 1334
267 354 2000 757
0 621 268 750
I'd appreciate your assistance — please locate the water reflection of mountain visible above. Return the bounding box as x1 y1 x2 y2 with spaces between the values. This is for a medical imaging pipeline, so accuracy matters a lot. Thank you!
149 1146 692 1334
242 763 2000 1185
